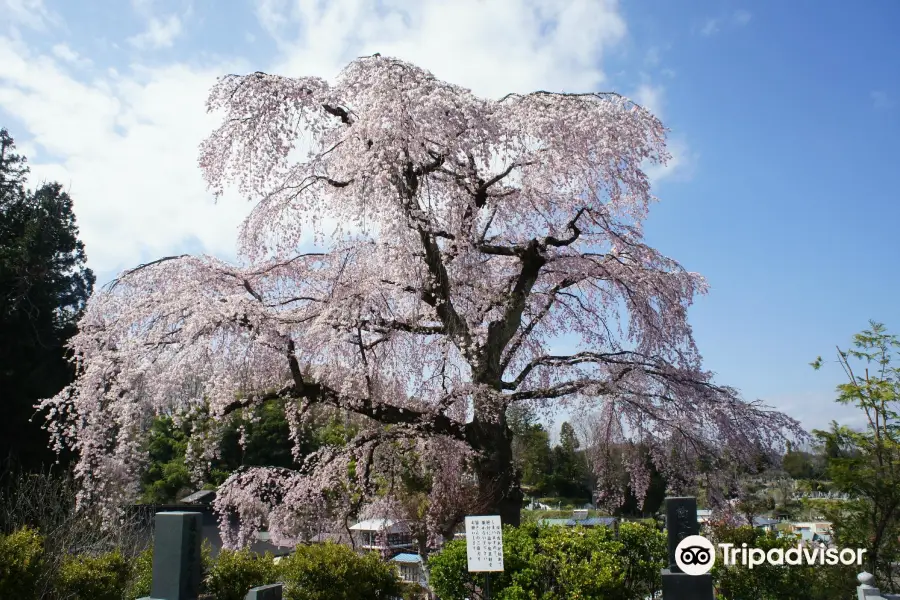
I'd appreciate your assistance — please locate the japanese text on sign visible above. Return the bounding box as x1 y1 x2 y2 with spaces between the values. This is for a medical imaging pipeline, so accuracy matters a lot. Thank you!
465 515 504 572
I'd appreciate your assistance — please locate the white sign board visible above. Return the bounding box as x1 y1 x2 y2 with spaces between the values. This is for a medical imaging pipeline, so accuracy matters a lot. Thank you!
465 515 504 572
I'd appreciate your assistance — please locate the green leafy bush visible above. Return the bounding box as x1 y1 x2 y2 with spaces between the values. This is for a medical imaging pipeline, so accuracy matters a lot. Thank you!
0 526 44 599
126 545 155 599
54 549 131 600
277 542 403 600
206 548 279 600
428 521 666 600
709 524 857 600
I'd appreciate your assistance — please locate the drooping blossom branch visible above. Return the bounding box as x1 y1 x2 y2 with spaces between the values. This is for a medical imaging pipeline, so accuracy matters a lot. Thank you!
41 55 803 545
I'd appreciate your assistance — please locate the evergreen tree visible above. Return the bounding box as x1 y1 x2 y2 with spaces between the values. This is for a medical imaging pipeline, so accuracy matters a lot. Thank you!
0 129 95 469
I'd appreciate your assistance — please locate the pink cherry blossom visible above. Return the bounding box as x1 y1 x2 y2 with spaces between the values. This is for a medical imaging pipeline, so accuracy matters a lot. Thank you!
39 55 803 546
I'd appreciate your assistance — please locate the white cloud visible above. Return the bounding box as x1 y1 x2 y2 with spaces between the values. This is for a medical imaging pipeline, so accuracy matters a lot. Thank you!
630 83 696 184
1 0 59 32
0 36 250 276
128 14 183 49
733 9 752 26
0 0 693 277
51 43 91 67
699 10 751 36
700 18 719 36
632 82 664 117
260 0 627 98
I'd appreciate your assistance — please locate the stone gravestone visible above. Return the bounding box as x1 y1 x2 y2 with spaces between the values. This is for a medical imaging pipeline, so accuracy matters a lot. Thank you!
139 511 203 600
661 497 714 600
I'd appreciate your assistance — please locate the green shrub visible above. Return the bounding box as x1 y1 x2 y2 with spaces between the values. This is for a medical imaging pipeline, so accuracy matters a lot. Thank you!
428 521 667 600
206 548 279 600
0 527 44 599
709 524 857 600
54 549 131 600
126 545 155 599
277 542 403 600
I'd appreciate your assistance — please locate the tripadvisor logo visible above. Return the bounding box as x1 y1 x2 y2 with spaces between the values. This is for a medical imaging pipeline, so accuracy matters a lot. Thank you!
674 535 867 576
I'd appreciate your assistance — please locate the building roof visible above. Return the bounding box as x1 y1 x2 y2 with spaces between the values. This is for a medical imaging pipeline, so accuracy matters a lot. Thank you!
539 518 574 526
179 490 216 504
391 553 423 564
350 519 409 533
537 517 616 527
753 517 780 527
582 517 617 527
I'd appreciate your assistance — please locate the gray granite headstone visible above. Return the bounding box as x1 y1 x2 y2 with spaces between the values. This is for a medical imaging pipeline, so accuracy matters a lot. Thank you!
139 511 203 600
665 497 699 572
246 583 283 600
661 497 714 600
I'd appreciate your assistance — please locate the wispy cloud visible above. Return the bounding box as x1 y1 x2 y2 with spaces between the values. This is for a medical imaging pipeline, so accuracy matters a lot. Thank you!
700 18 719 36
733 9 752 26
1 0 60 32
128 14 183 49
698 10 751 36
871 90 894 110
51 43 91 67
0 0 666 276
630 82 697 184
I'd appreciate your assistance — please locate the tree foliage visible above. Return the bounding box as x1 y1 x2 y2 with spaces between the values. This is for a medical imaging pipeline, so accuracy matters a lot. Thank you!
812 321 900 590
709 524 856 600
0 128 94 469
41 56 800 546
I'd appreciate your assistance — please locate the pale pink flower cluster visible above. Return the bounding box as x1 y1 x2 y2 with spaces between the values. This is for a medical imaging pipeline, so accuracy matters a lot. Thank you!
40 55 802 544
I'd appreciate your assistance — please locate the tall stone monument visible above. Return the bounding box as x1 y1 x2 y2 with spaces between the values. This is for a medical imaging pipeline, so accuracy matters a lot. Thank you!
139 511 203 600
661 497 715 600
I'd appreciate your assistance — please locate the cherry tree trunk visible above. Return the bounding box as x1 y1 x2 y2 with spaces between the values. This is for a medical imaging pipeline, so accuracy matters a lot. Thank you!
468 415 523 527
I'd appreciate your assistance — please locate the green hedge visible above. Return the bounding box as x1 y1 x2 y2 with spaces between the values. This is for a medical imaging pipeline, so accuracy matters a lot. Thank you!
0 527 43 598
0 527 404 600
56 550 132 600
278 542 404 600
428 521 666 600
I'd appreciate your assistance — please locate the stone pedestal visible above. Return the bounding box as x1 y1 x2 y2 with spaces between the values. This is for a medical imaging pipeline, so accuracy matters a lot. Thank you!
139 511 203 600
661 569 715 600
246 583 283 600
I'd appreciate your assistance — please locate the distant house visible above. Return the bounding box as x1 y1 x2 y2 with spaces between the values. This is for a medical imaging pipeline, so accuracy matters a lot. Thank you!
349 519 415 552
696 509 713 525
790 521 832 544
752 517 780 532
392 552 427 586
537 517 617 528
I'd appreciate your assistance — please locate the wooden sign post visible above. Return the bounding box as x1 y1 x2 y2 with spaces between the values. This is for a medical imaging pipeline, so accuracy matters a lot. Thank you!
465 515 504 599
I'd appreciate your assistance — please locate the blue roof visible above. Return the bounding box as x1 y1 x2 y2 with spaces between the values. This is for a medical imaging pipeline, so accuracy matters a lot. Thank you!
582 517 617 527
391 553 423 563
538 518 575 526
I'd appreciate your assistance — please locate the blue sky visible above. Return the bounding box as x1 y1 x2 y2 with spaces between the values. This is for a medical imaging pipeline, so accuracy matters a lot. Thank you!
0 0 897 434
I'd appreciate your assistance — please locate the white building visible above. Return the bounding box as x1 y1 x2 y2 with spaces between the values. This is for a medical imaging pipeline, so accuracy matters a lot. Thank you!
349 518 415 552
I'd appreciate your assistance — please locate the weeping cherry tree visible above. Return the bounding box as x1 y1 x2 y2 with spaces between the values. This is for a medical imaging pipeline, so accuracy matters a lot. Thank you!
40 55 802 548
